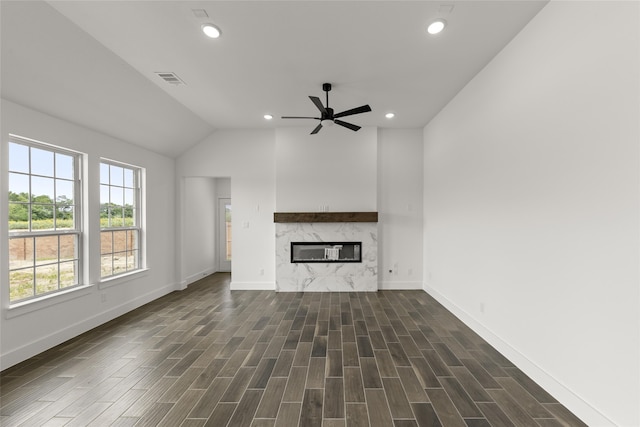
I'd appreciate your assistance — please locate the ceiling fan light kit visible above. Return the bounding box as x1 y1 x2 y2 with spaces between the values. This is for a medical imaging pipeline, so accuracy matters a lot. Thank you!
281 83 372 135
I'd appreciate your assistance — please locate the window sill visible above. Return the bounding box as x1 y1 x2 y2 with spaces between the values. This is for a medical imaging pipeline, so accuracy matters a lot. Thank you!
98 268 149 290
6 284 93 319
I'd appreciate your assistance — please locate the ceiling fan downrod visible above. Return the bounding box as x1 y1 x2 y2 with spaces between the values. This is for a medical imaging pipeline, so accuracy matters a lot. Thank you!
323 83 331 108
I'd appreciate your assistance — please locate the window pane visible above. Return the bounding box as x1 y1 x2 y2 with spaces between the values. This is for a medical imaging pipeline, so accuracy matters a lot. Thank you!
32 176 54 201
100 184 110 227
59 261 77 288
31 147 54 177
110 217 123 227
35 235 58 265
56 179 74 202
100 184 109 205
35 264 58 294
9 237 34 269
110 165 123 186
113 253 126 275
113 230 126 253
9 143 29 173
55 153 74 180
110 185 124 206
55 180 74 229
124 168 134 188
9 172 30 196
101 255 113 277
10 268 34 300
109 186 124 226
127 250 138 271
127 230 138 251
101 231 113 255
124 188 134 207
124 190 134 225
100 162 109 184
59 235 76 262
31 205 54 228
31 205 54 232
55 206 74 229
9 203 29 229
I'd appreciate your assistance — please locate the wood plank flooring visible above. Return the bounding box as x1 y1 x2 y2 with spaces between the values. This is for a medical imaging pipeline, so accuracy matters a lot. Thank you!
0 273 587 426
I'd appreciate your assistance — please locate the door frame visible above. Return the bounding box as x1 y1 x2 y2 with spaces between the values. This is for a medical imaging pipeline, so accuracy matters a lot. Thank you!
218 198 231 272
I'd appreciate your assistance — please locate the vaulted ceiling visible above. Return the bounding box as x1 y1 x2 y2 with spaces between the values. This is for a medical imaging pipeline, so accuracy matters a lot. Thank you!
1 1 547 157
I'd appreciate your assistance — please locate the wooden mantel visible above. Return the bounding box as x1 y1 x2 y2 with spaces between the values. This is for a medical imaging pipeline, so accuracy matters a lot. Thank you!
274 212 378 223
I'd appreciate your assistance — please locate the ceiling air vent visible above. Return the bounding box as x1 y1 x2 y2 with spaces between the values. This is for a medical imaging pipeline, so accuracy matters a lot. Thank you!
155 72 186 86
192 9 209 18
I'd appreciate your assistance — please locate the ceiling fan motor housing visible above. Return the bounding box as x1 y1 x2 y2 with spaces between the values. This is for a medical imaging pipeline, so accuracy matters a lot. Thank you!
323 108 334 121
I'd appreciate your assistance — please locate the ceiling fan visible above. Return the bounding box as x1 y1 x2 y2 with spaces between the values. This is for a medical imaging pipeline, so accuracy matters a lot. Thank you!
282 83 372 134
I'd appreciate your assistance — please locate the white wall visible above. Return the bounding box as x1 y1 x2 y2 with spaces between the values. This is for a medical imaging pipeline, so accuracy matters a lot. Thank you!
275 127 377 212
178 126 425 293
0 99 178 369
423 2 639 426
378 128 423 289
176 130 276 290
183 177 217 284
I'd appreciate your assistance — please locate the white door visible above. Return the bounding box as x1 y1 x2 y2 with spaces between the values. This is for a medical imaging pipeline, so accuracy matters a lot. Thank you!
218 198 232 272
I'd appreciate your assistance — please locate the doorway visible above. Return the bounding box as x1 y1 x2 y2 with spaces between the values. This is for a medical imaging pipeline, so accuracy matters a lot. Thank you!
218 198 232 272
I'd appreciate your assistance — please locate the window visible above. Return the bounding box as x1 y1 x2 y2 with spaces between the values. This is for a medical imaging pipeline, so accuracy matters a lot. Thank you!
100 160 142 279
8 137 81 303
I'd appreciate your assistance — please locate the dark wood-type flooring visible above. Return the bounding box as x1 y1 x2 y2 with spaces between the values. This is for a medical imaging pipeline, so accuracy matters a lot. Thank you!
0 273 587 426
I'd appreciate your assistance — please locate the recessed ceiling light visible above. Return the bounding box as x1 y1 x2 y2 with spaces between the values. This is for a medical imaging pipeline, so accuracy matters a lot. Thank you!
264 114 273 120
427 19 447 35
202 23 221 38
385 112 395 119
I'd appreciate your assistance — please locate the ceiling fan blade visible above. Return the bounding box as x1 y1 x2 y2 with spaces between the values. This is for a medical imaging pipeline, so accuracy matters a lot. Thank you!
310 123 323 134
309 96 327 114
281 116 320 119
334 119 361 132
334 104 372 119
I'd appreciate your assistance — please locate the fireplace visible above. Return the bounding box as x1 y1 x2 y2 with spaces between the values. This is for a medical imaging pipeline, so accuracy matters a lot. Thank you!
291 242 362 263
274 212 378 292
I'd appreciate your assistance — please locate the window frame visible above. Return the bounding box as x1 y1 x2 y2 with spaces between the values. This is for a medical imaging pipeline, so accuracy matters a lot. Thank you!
99 158 143 280
7 135 83 304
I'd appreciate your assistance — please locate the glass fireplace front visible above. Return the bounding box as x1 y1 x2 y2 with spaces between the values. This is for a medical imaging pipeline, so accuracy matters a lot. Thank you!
291 242 362 263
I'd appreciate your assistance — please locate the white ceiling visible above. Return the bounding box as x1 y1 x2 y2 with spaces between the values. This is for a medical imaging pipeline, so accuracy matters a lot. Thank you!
1 1 547 157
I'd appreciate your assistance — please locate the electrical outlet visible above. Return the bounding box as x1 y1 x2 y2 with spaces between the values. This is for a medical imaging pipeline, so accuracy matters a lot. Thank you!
101 293 107 303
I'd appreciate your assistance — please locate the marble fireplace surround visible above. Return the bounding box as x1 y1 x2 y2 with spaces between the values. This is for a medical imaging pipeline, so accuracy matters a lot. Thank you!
274 212 378 292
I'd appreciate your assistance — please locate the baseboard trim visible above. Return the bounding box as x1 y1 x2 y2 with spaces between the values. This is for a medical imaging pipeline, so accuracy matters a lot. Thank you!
423 283 615 427
183 268 218 288
230 281 275 291
0 282 176 371
378 280 423 290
